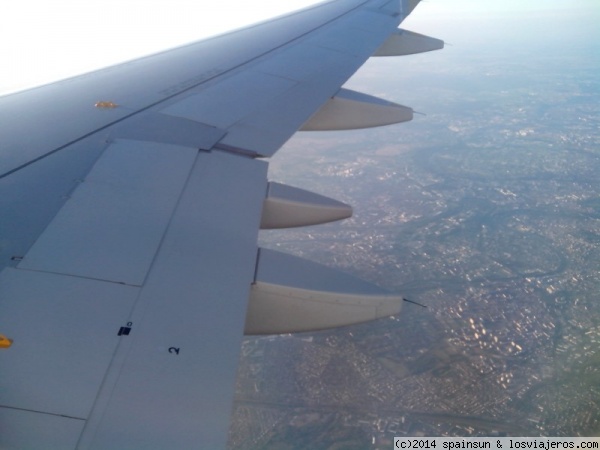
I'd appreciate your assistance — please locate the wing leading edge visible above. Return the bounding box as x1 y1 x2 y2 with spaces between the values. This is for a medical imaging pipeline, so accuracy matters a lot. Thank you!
0 0 443 447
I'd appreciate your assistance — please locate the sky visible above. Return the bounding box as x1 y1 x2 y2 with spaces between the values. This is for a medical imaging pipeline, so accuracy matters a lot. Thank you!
2 0 597 95
0 0 321 94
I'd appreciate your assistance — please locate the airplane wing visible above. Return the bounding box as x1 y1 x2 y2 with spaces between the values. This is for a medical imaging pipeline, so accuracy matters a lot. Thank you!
0 0 442 448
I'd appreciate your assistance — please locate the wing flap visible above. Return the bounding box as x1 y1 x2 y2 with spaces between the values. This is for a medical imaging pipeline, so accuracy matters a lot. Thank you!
78 151 268 449
18 140 198 286
217 8 401 155
0 409 84 450
111 111 226 149
162 70 298 129
0 269 138 419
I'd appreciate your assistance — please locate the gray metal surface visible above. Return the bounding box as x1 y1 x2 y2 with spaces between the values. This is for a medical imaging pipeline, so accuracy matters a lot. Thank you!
111 111 226 150
217 8 400 155
0 268 138 418
163 70 298 129
18 140 198 286
0 133 109 270
0 408 85 450
78 152 267 449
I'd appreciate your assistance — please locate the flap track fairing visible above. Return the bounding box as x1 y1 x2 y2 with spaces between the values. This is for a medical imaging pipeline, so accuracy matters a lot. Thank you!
244 249 403 335
260 182 352 229
301 88 413 131
374 29 444 57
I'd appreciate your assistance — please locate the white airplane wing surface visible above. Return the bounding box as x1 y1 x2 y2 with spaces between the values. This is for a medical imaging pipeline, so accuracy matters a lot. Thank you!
0 0 442 448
